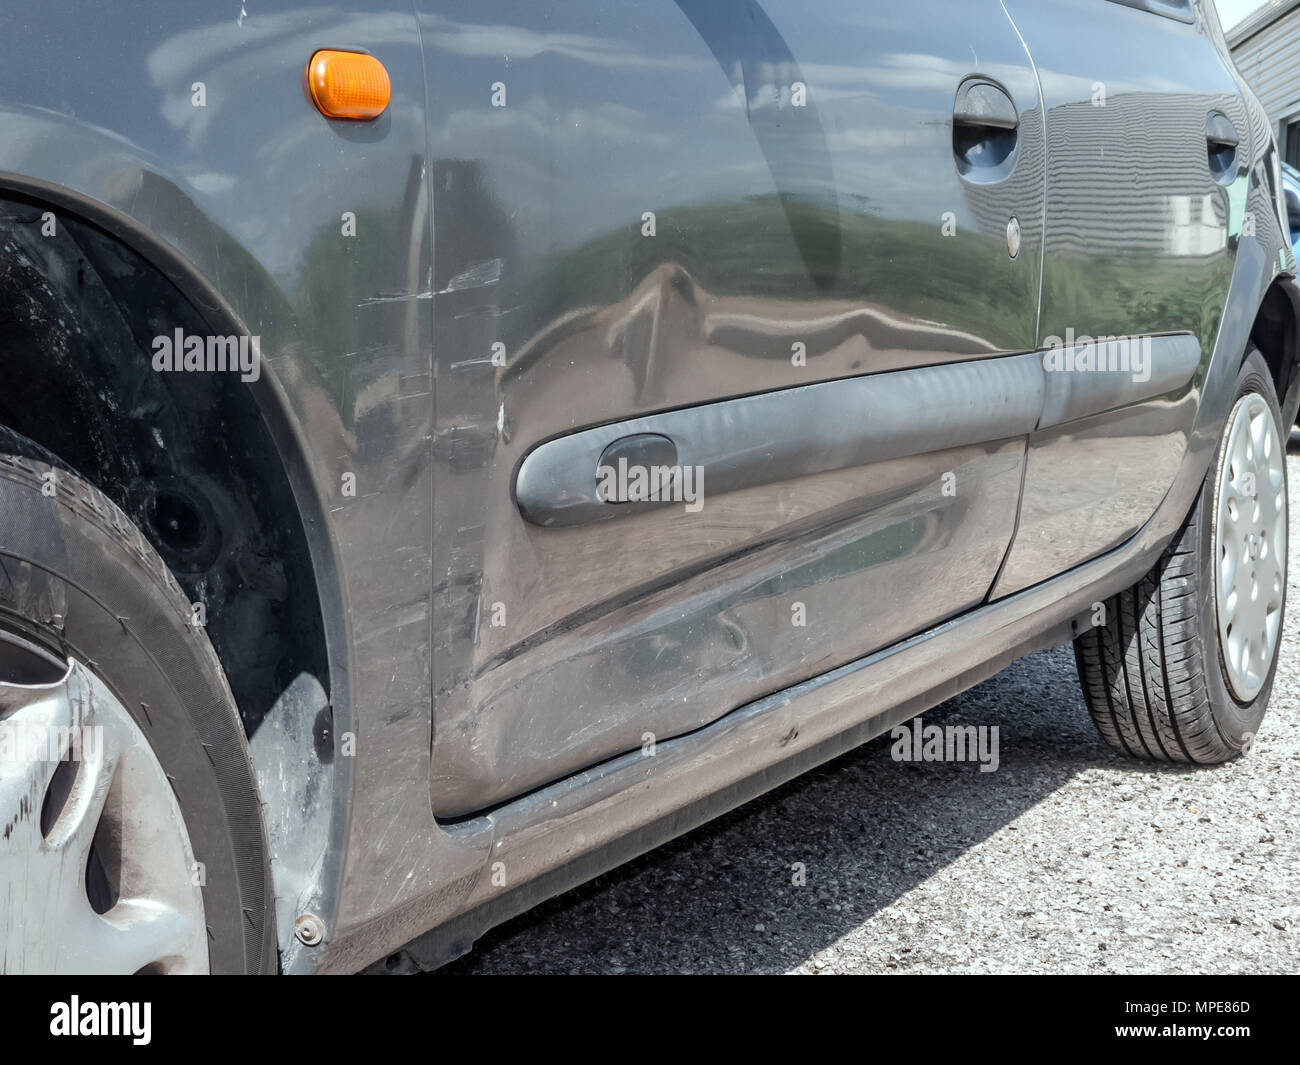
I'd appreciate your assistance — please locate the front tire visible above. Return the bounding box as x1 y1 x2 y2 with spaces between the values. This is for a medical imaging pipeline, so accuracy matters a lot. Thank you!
0 426 274 973
1074 349 1288 763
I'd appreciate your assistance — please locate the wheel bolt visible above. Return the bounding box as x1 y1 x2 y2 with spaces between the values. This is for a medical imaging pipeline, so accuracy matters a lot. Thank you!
294 913 326 946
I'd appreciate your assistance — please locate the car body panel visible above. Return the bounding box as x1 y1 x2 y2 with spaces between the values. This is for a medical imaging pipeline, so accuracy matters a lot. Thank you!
419 0 1048 816
993 0 1253 594
0 1 437 965
0 0 1293 973
349 192 1299 977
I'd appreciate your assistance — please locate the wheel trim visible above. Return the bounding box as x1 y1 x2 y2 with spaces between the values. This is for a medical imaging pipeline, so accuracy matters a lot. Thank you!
0 652 208 974
1213 391 1287 703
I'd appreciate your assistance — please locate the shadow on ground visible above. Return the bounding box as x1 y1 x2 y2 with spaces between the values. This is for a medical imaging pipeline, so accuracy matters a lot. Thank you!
435 643 1132 974
432 435 1300 974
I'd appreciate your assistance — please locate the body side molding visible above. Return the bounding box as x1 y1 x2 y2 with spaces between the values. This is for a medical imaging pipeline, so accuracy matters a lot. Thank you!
515 334 1201 528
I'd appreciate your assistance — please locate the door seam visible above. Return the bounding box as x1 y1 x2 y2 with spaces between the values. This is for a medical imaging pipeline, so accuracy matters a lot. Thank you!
999 0 1048 346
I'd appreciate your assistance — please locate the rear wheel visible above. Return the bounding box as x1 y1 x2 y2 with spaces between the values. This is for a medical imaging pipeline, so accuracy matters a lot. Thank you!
1074 349 1287 762
0 426 274 973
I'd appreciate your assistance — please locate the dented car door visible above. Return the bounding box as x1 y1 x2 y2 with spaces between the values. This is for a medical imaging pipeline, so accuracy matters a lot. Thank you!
421 0 1048 816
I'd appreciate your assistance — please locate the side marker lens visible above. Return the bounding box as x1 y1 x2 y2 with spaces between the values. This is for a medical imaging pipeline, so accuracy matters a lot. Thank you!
306 49 390 121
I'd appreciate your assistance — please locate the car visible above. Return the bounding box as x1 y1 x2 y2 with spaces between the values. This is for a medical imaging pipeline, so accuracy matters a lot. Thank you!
1282 162 1300 256
0 0 1296 974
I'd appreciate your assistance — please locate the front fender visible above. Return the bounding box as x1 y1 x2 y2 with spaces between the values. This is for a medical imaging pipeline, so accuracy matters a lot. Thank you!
0 3 439 969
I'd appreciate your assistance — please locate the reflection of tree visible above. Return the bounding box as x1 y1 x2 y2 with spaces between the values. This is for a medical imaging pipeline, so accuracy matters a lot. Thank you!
295 155 433 430
499 194 1037 357
1044 252 1228 363
499 193 1229 364
430 159 517 293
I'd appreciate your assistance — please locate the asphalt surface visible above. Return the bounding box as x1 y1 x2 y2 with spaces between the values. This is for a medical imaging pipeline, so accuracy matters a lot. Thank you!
439 451 1300 975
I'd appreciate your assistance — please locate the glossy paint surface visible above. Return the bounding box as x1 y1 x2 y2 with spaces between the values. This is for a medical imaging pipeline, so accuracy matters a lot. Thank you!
422 0 1047 815
0 0 1291 972
994 0 1254 592
0 1 439 957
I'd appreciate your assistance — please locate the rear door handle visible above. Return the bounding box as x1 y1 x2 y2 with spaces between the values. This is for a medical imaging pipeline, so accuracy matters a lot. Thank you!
1206 110 1239 184
953 78 1019 181
1206 111 1239 149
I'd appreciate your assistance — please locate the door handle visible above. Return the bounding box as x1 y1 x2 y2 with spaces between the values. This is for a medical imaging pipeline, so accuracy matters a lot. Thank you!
953 77 1019 181
1206 110 1239 184
954 79 1019 130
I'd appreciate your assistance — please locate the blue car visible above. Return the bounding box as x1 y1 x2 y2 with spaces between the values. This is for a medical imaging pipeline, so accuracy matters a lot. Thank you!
1285 162 1300 256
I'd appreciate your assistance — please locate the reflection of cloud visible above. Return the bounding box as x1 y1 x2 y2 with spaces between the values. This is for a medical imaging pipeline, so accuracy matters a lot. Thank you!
703 46 1195 118
145 10 418 84
147 10 417 142
1044 71 1191 99
863 52 1190 99
712 85 878 111
824 125 930 153
799 60 904 86
145 10 316 83
188 171 237 195
855 53 1032 93
436 97 673 150
422 13 709 72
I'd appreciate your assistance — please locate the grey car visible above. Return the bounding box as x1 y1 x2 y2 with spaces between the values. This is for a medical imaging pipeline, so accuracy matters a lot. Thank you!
0 0 1295 974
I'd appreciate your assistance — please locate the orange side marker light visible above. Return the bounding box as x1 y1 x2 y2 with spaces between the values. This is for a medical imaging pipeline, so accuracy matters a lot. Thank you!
306 49 390 120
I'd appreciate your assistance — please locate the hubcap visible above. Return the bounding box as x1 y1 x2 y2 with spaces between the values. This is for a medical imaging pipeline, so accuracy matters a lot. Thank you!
1213 391 1287 702
0 637 208 973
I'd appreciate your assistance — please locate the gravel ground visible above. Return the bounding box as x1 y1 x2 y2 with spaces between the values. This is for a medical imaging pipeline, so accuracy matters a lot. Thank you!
439 452 1300 975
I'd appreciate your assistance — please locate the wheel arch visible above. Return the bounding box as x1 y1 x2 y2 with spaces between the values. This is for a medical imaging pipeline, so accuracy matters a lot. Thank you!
0 177 353 968
1247 275 1300 426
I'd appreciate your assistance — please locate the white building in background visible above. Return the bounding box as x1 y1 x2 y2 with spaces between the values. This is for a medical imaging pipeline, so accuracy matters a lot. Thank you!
1230 0 1300 167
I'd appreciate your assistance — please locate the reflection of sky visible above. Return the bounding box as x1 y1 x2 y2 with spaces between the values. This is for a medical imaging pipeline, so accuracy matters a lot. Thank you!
422 0 1045 254
0 4 425 283
422 0 1243 260
1214 0 1270 29
3 5 419 155
0 1 1253 275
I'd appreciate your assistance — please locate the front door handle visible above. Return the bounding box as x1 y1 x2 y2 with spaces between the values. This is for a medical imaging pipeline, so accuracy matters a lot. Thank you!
953 77 1019 181
954 79 1018 130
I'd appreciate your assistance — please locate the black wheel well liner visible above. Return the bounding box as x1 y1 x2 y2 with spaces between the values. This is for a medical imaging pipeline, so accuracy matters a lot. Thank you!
1248 277 1300 409
0 191 331 740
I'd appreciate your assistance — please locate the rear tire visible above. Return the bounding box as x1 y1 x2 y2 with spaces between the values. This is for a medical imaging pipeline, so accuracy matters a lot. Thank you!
1074 349 1287 762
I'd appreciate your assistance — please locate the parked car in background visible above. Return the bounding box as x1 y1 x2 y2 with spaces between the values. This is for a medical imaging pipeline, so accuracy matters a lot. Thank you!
1282 162 1300 255
1 0 1297 974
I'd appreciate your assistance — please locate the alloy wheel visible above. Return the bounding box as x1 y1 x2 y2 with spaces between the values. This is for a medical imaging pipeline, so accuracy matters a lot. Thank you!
0 632 208 973
1213 391 1288 703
